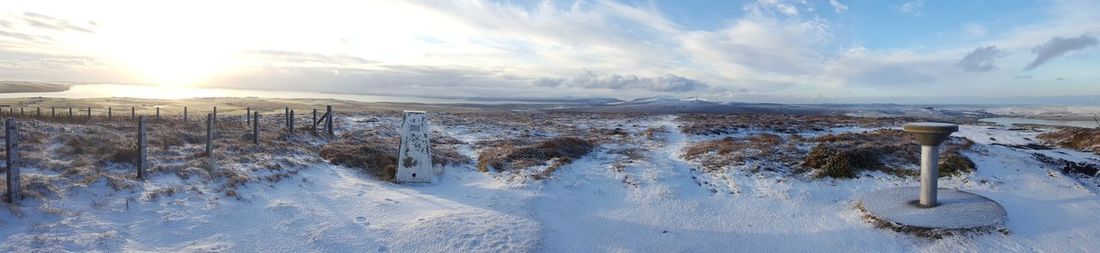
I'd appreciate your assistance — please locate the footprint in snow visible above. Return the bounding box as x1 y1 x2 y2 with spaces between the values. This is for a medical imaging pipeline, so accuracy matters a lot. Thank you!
356 216 368 224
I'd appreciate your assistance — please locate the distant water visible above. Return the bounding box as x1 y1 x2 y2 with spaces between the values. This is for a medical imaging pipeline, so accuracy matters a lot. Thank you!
980 117 1100 128
0 84 535 105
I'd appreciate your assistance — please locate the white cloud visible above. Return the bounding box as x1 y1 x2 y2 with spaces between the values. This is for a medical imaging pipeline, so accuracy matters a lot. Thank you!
829 0 848 13
897 0 925 16
962 23 987 38
534 71 707 93
0 0 1098 101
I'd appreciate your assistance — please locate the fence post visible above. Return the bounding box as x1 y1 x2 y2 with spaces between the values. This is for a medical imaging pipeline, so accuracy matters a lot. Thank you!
68 107 73 118
246 107 251 124
155 106 160 120
253 112 259 145
51 107 55 118
137 116 146 179
131 106 135 120
325 105 334 136
206 113 213 156
312 109 318 135
184 106 188 121
289 110 296 136
19 107 23 117
5 118 19 203
86 107 91 118
36 107 40 118
108 107 112 120
213 106 217 121
284 107 289 129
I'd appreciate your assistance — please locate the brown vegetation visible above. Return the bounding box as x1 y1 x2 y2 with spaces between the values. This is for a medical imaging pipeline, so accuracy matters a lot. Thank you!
681 128 978 179
476 137 596 179
1037 127 1100 155
682 134 797 172
677 114 914 135
320 142 398 181
802 129 975 178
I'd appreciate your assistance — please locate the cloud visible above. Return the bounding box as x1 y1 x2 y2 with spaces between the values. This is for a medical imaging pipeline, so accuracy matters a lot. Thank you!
240 50 378 66
0 19 12 29
829 0 848 13
1013 75 1032 79
897 0 925 16
202 64 538 97
22 12 93 33
534 71 707 92
0 30 54 43
956 46 1007 72
962 23 987 38
0 49 122 82
1024 34 1098 70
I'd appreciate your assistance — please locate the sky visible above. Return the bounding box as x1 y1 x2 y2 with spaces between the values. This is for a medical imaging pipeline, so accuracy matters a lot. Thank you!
0 0 1098 103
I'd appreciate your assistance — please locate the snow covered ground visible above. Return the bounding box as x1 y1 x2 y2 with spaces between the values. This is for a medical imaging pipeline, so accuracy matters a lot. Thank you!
2 115 1099 252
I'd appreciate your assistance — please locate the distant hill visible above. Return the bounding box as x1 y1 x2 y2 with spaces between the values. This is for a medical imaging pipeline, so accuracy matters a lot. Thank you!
0 81 72 93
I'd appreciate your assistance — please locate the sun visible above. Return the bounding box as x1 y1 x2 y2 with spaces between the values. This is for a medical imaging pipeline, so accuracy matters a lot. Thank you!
94 16 239 88
108 42 236 87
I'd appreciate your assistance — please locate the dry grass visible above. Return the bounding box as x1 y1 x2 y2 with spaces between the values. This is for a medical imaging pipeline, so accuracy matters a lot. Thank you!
677 114 917 136
320 142 398 181
682 134 795 172
318 118 471 181
476 136 596 179
802 129 975 178
1037 127 1100 155
680 128 977 179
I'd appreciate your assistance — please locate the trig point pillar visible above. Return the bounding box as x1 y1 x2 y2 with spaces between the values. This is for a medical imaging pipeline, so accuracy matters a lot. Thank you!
396 111 432 183
904 122 957 207
860 122 1006 233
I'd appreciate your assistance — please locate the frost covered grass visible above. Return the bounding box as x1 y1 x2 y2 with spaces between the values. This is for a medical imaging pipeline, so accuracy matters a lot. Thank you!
1 106 1100 252
681 127 977 180
1038 127 1100 155
476 136 596 179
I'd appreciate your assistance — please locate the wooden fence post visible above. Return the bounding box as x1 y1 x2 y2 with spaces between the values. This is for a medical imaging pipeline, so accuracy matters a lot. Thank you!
184 106 188 121
246 107 250 124
253 112 259 145
36 107 40 118
155 106 160 120
19 107 23 117
5 118 19 203
137 116 146 179
51 107 55 118
108 107 112 120
68 107 73 118
284 107 289 129
131 106 135 120
86 107 91 118
206 113 213 156
312 109 318 135
326 105 334 136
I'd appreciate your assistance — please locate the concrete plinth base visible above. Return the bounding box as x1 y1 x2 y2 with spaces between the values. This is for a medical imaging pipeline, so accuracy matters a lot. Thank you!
860 187 1006 231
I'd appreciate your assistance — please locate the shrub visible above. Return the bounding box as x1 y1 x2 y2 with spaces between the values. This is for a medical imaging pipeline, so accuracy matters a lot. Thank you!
1037 127 1100 155
476 137 596 177
319 143 397 181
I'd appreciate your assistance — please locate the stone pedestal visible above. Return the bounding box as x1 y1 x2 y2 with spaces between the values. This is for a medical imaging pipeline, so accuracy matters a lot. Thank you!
396 111 433 183
861 187 1006 231
860 122 1006 232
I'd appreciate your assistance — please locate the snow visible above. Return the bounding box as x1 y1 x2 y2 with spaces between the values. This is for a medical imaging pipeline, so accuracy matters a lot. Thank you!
2 116 1100 252
861 187 1006 230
